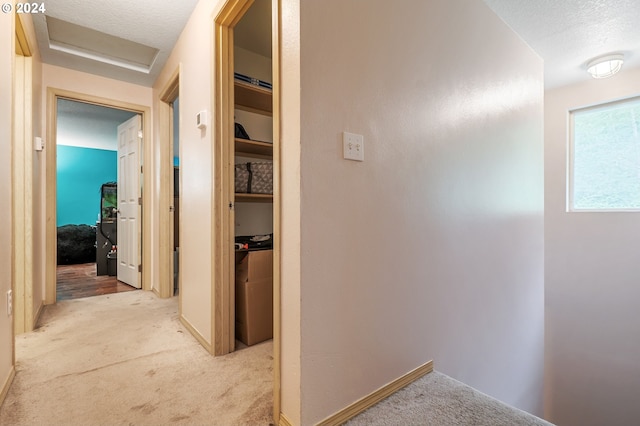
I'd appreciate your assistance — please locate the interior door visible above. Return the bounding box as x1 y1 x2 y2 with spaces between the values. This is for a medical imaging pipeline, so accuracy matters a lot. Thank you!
117 115 142 288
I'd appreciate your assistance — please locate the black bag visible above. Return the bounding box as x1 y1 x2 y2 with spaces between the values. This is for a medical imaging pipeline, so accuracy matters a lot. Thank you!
235 122 250 140
235 234 273 250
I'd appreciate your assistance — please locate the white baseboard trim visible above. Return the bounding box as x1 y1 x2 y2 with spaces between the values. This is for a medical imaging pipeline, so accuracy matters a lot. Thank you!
0 366 16 407
179 315 212 353
316 360 434 426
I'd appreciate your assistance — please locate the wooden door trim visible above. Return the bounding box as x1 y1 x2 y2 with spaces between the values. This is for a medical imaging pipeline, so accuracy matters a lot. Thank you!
213 0 283 423
15 15 31 56
271 0 282 421
158 66 180 299
13 16 34 335
213 0 254 358
45 88 152 304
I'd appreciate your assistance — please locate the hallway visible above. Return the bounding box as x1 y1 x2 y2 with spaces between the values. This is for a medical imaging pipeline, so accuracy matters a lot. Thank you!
0 291 273 425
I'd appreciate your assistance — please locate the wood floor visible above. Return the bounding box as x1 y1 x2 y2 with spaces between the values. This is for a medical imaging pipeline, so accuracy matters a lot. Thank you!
56 262 137 301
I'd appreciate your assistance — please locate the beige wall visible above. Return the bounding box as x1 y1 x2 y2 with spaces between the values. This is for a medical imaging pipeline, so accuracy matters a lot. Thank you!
153 0 227 345
544 67 640 426
280 0 302 422
42 64 153 114
294 0 544 423
0 9 15 402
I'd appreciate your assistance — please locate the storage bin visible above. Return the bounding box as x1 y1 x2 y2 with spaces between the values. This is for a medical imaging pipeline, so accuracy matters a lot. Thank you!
235 162 273 194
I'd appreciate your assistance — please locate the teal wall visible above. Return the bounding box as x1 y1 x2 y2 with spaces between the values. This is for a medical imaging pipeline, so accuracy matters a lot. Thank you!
57 145 117 226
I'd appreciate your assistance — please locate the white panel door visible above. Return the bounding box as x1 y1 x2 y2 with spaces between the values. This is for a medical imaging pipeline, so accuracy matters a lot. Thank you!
117 115 142 288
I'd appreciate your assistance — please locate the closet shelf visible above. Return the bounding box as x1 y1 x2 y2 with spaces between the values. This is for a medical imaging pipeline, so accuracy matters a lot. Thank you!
235 193 273 203
234 80 272 116
235 138 273 158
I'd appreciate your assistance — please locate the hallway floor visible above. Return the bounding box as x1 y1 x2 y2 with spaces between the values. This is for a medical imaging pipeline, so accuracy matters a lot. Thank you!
56 262 137 301
0 291 273 425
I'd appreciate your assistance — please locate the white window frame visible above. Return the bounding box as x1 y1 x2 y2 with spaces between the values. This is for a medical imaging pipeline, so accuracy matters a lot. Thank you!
568 96 640 213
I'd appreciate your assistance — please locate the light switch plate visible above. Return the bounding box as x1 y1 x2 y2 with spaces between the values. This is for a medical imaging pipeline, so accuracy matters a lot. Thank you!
34 137 44 151
343 132 364 161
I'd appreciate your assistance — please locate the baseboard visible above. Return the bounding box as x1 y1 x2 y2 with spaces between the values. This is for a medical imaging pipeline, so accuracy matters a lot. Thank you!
0 367 16 407
33 300 44 327
179 315 212 353
279 413 294 426
316 360 434 426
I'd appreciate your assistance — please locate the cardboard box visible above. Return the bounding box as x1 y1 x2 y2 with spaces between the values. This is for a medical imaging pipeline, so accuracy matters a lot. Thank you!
235 250 273 346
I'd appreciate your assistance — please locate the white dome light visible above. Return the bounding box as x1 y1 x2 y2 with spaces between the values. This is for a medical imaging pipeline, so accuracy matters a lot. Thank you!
586 54 624 79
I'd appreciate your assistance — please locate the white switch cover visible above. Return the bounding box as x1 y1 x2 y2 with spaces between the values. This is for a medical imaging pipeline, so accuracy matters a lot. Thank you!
343 132 364 161
6 290 12 316
196 110 208 129
34 137 44 151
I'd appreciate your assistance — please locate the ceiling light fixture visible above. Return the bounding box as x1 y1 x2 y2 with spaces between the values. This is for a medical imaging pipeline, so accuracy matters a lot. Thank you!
586 53 624 79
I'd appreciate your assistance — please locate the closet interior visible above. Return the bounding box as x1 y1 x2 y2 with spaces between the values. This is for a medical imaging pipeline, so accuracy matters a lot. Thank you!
232 0 274 348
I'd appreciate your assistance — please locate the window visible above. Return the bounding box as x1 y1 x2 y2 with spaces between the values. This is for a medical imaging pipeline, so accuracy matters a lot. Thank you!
569 97 640 211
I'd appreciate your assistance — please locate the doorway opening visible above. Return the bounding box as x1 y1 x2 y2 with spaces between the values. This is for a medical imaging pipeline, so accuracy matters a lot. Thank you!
54 99 140 301
45 89 152 305
158 67 180 300
172 97 180 296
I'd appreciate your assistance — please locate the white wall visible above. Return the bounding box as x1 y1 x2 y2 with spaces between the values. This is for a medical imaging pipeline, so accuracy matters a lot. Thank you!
293 0 545 423
544 67 640 426
0 8 15 402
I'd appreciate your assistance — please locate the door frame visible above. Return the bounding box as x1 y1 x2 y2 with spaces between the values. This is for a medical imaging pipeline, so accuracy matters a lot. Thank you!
13 14 35 335
158 66 180 299
45 89 152 304
213 0 282 422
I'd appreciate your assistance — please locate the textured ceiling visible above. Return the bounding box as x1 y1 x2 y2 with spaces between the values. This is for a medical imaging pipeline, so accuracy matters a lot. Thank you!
35 0 636 90
33 0 199 86
483 0 640 89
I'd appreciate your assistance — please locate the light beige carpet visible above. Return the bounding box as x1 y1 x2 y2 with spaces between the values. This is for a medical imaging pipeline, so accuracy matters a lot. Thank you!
346 371 553 426
0 291 273 425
